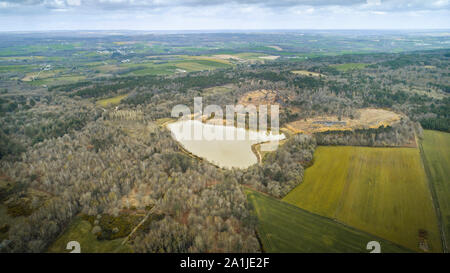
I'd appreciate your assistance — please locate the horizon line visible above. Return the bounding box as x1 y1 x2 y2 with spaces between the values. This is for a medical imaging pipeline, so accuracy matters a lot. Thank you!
1 28 450 34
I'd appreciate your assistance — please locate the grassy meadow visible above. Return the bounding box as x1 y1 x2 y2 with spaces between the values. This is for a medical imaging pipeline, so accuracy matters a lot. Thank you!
420 130 450 250
47 216 131 253
96 94 128 107
283 146 442 252
247 189 408 253
3 53 235 87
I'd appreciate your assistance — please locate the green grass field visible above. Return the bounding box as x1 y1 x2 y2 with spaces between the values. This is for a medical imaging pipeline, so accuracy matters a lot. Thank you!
202 85 234 96
0 64 37 73
96 94 128 107
174 60 230 72
129 66 177 76
47 216 131 253
283 146 442 252
118 58 230 76
247 189 408 253
420 130 450 251
28 75 87 86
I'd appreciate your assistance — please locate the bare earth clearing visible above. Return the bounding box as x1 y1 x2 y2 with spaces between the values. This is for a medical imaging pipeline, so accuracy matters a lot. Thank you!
238 89 278 106
285 108 403 135
268 45 283 51
258 56 280 60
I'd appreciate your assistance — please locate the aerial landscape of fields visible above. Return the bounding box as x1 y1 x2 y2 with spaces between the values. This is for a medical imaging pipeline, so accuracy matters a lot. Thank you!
420 130 450 251
0 1 448 265
247 189 409 253
283 146 441 252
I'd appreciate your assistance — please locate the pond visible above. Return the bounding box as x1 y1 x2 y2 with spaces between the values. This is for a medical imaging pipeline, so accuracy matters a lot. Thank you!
167 120 285 169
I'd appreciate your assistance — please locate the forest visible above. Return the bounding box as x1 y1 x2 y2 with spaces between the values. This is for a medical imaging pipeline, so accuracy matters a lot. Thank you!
0 31 449 253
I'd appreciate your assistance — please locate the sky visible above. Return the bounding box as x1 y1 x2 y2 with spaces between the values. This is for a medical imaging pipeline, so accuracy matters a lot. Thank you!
0 0 449 31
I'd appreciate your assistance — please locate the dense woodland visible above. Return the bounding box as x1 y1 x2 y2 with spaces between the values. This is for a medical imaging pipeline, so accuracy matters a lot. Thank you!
1 120 260 252
314 119 419 147
0 46 449 252
240 134 316 198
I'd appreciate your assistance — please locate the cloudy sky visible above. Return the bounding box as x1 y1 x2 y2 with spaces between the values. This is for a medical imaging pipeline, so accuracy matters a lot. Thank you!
0 0 449 31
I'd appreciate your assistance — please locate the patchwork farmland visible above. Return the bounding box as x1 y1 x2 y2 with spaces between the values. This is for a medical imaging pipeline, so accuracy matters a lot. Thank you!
283 146 442 252
420 130 450 251
0 30 448 255
247 189 409 253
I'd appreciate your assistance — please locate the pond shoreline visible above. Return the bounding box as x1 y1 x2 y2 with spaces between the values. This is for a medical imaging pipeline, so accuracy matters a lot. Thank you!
165 119 285 169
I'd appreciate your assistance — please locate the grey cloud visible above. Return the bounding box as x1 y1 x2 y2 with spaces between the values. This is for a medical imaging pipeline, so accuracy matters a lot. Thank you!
1 0 44 4
0 0 448 12
0 0 372 9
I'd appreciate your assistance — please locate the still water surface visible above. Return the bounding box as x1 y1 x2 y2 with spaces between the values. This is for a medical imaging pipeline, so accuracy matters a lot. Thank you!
167 120 285 169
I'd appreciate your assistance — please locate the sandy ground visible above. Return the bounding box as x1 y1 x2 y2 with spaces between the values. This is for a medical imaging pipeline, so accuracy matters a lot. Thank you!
268 45 283 51
212 54 243 61
238 89 278 106
285 108 403 134
259 55 280 60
